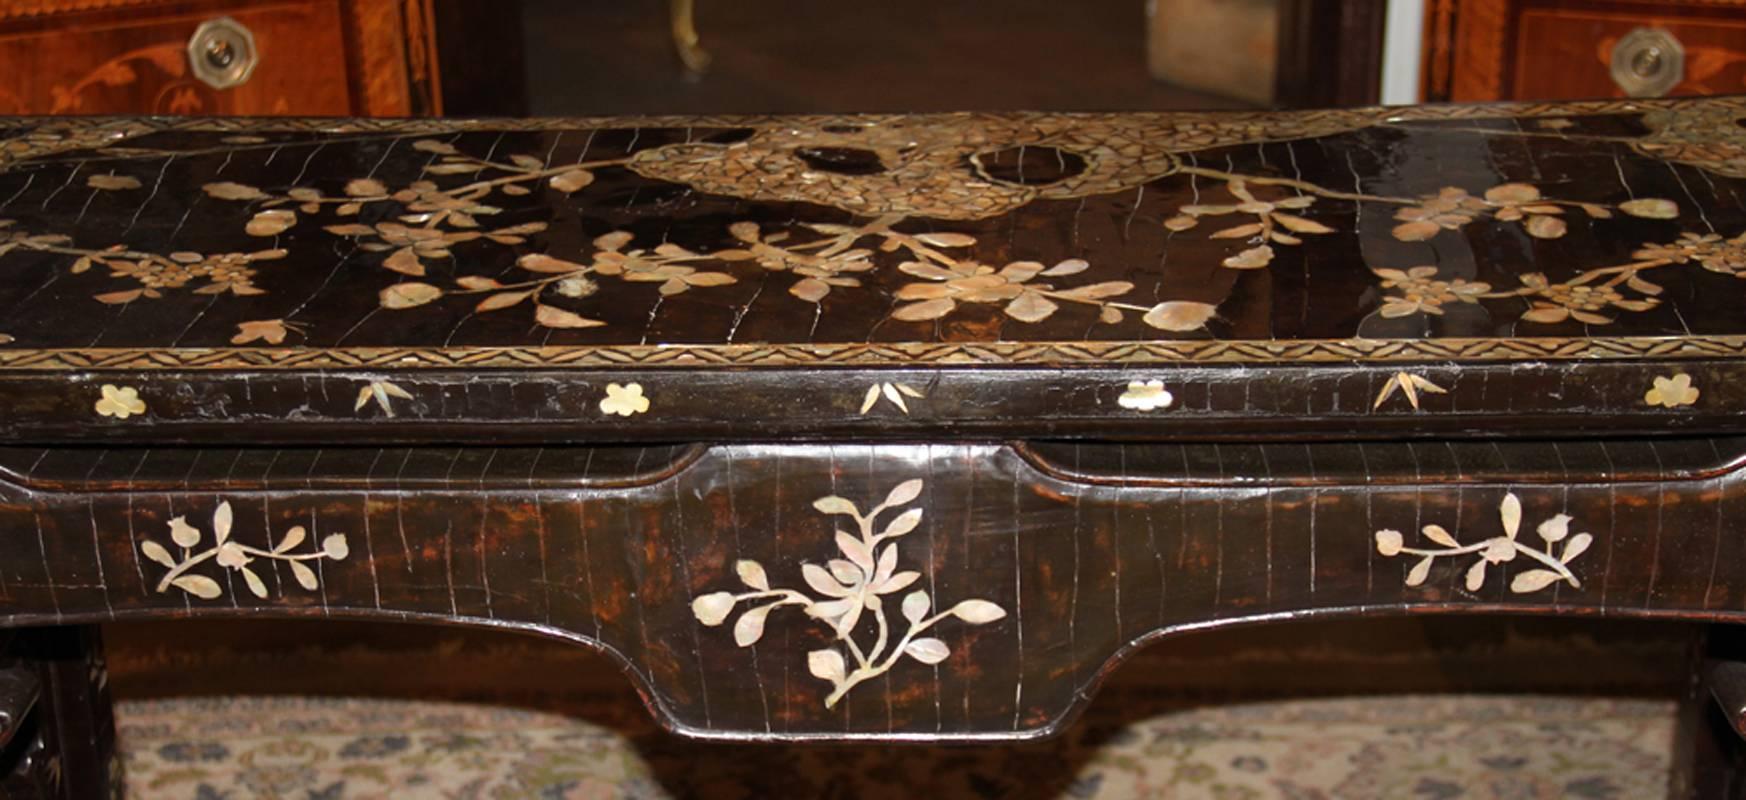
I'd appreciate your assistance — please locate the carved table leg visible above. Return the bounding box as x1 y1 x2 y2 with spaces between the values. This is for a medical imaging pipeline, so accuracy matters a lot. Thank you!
0 627 117 800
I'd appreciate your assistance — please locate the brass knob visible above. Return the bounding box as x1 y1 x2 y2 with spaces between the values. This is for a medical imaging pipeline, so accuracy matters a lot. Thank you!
187 17 259 90
1610 27 1684 98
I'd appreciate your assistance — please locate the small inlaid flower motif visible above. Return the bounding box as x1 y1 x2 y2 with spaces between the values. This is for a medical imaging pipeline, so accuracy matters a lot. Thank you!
860 382 924 414
600 382 650 416
1118 380 1174 411
1645 373 1700 408
1634 233 1746 278
1373 372 1447 410
355 380 413 417
94 384 145 419
1373 266 1490 318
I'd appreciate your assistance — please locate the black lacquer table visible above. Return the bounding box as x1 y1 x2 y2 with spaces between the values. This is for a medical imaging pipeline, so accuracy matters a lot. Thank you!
2 99 1746 796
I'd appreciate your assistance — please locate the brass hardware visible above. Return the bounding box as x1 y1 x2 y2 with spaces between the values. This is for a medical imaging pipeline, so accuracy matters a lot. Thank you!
669 0 710 78
187 17 259 90
1609 27 1684 98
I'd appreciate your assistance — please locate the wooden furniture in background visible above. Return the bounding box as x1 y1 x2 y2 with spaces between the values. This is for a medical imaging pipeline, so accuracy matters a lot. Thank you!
1423 0 1746 102
0 0 440 116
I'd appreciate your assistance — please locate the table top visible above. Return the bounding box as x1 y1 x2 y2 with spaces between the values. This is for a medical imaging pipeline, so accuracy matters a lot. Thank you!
1 98 1744 440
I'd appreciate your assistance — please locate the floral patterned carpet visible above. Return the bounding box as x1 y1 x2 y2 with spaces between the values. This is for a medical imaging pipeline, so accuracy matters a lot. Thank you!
116 692 1674 800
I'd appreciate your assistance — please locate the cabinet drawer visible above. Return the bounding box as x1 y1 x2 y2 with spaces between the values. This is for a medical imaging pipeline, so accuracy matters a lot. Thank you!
1514 5 1746 100
0 1 350 116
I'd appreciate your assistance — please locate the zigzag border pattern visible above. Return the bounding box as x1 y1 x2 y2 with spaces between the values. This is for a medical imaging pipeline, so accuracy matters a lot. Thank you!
0 336 1740 371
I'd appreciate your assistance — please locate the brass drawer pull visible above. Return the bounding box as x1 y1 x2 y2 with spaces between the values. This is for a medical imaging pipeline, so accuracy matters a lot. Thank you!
1610 27 1684 98
187 17 259 90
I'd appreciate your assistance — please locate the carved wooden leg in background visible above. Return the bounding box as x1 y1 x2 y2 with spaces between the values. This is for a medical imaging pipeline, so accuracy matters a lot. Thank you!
0 627 117 800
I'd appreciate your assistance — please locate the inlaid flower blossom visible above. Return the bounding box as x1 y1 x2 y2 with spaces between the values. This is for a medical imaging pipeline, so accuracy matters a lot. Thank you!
1634 233 1746 278
1645 373 1700 408
1373 266 1491 318
94 384 145 419
600 383 650 416
1163 179 1332 269
1118 380 1174 411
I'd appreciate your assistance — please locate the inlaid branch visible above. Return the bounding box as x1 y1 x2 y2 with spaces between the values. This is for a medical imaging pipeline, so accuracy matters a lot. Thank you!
1375 493 1591 594
138 501 350 600
691 479 1007 708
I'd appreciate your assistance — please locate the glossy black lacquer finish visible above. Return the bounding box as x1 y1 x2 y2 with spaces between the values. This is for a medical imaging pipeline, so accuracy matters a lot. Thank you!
1 101 1745 755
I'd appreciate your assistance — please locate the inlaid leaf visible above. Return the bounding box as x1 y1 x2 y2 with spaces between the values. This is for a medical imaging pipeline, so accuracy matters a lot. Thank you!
1222 245 1274 270
1464 559 1487 592
791 277 832 303
510 154 545 169
383 247 426 276
914 232 976 248
549 170 595 193
1499 493 1522 539
213 501 233 545
1619 198 1679 219
1164 215 1198 231
245 209 297 237
803 564 848 597
734 604 772 646
139 540 175 569
1100 305 1123 324
859 385 881 414
880 382 909 412
289 560 319 591
1393 220 1441 241
893 298 957 321
1562 532 1593 563
277 525 307 553
1510 569 1563 593
880 508 923 539
808 649 846 683
1484 183 1541 204
950 599 1007 624
1525 215 1567 239
902 590 930 624
733 558 768 590
86 174 140 191
171 575 223 600
94 289 144 305
813 496 859 516
897 262 960 281
1041 258 1089 276
828 559 861 584
1211 223 1264 239
1058 281 1133 300
683 272 737 287
202 182 265 200
412 139 458 155
379 282 443 309
1422 524 1458 548
475 291 531 312
1405 556 1433 586
880 571 920 594
884 479 924 508
345 178 387 197
1004 291 1058 323
691 591 735 626
1142 301 1218 332
1273 213 1333 234
241 567 268 600
456 275 503 290
836 531 874 570
905 638 950 665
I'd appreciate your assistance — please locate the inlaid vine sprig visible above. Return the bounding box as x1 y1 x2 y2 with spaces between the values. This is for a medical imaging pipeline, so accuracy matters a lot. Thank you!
1374 492 1591 594
139 501 349 600
691 479 1006 708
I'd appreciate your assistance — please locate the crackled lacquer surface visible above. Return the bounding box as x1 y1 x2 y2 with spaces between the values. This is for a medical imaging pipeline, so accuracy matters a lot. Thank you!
0 99 1744 365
